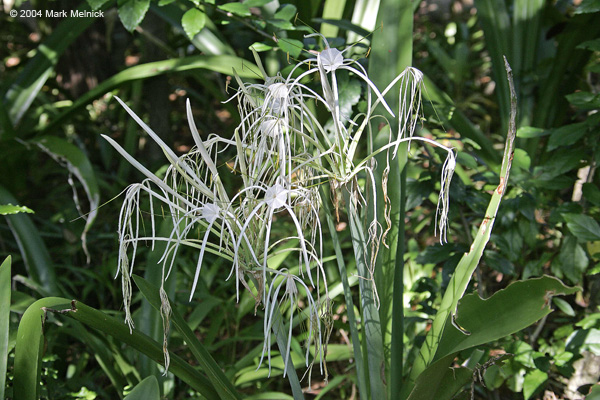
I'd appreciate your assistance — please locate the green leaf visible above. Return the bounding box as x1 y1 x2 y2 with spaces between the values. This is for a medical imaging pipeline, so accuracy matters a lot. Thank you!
41 55 259 134
407 354 472 400
277 38 303 59
547 122 587 151
118 0 150 32
563 213 600 242
583 183 600 206
0 257 10 400
86 0 111 10
553 297 575 316
434 276 579 360
565 91 600 109
249 42 273 52
274 4 297 21
124 376 160 400
182 8 206 40
32 136 100 262
554 235 589 283
14 297 71 400
523 369 548 400
0 185 58 295
577 38 600 51
244 0 273 6
218 3 251 17
0 204 34 215
574 0 600 14
516 126 549 138
588 384 600 399
312 18 371 37
133 275 241 400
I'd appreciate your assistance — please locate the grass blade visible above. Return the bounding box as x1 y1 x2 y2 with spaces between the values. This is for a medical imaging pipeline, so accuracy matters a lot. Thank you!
0 257 10 400
133 274 242 400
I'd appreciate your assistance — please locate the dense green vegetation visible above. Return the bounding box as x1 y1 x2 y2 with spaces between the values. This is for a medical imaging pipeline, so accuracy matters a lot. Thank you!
1 0 600 399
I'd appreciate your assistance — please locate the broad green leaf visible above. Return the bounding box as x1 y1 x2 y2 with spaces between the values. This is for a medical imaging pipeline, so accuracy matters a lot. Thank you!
566 328 600 354
554 235 588 283
218 3 251 16
523 369 548 400
133 275 242 400
0 185 58 294
32 136 100 263
118 0 150 32
277 38 303 59
14 297 71 400
583 183 600 206
407 354 472 400
182 8 206 40
0 257 10 400
274 4 297 21
0 204 34 215
124 376 160 400
588 384 600 399
86 0 111 10
563 213 600 242
547 122 587 151
434 276 579 360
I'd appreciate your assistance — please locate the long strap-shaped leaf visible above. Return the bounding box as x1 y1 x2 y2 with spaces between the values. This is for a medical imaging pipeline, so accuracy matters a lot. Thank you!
407 57 517 393
13 298 219 400
0 257 10 400
40 55 259 135
132 275 242 400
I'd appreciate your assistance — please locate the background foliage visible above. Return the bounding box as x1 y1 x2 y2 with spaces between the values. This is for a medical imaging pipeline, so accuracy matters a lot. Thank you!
1 0 600 399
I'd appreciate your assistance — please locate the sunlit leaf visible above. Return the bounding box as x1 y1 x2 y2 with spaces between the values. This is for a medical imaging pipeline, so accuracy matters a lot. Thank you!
0 204 34 215
563 213 600 242
118 0 150 32
182 8 206 40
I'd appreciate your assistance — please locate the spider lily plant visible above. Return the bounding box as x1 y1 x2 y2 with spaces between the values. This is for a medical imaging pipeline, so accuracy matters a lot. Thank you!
105 34 456 380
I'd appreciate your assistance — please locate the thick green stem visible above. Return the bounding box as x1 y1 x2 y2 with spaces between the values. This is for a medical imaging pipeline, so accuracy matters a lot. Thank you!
321 186 368 399
343 187 386 399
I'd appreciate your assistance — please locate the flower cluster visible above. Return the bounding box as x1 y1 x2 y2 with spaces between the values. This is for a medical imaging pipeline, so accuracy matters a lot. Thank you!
105 34 456 379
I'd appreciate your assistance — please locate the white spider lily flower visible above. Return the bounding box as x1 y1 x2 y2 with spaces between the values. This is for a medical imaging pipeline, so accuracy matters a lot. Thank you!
435 150 456 244
259 270 323 378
